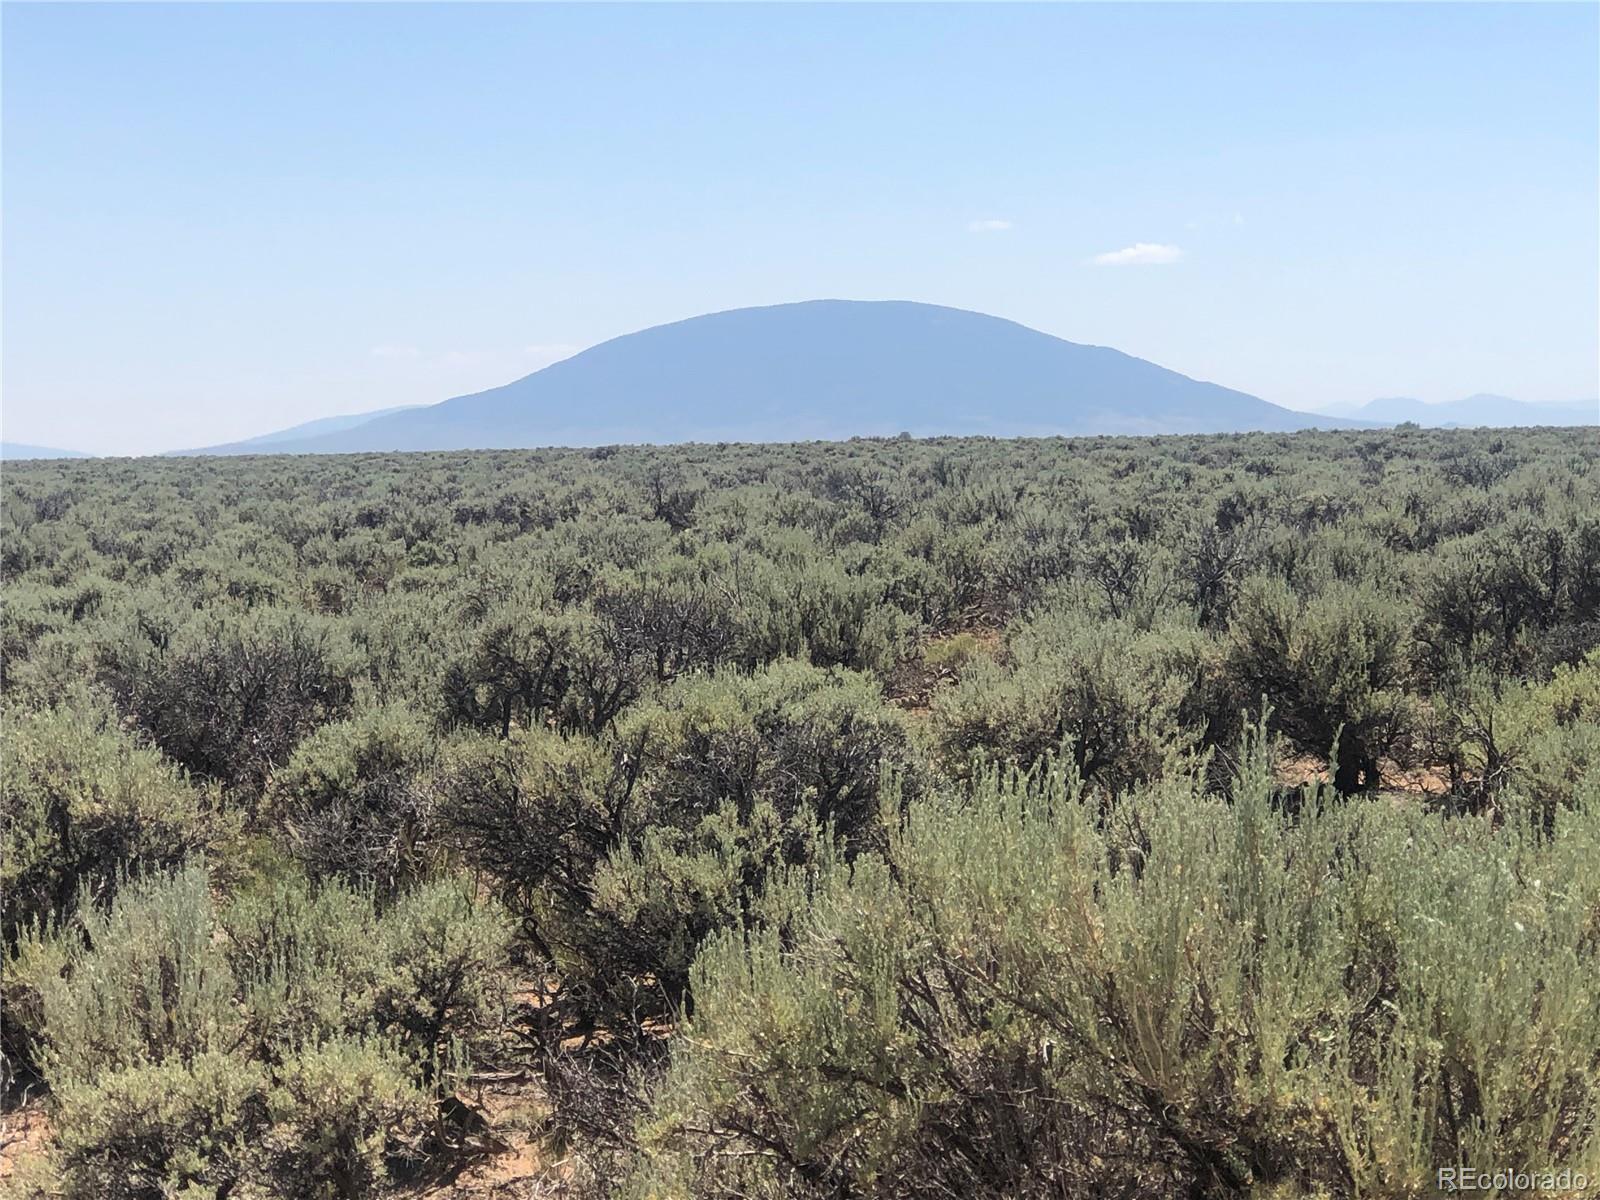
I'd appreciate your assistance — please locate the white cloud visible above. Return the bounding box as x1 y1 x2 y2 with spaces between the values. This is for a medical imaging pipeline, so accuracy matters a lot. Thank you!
1091 242 1183 267
967 218 1014 233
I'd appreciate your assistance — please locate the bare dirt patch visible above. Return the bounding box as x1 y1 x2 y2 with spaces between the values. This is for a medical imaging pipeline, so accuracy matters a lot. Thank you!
1273 753 1454 798
403 1077 561 1199
0 1100 51 1186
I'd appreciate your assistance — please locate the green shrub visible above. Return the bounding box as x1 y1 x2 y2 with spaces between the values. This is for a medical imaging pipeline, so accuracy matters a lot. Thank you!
934 610 1215 792
369 878 516 1071
920 630 985 674
579 797 805 1023
437 724 634 949
49 1052 268 1200
17 866 512 1199
442 605 646 738
224 871 514 1072
1429 649 1600 811
1225 577 1415 792
446 661 917 1025
0 695 219 943
263 1037 430 1199
633 735 1600 1198
722 541 919 675
222 872 384 1058
7 422 1600 1195
267 703 437 892
1 923 71 1087
632 660 921 845
31 865 238 1088
98 606 356 796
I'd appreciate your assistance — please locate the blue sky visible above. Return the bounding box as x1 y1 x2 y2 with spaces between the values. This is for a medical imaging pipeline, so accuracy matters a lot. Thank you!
3 2 1597 455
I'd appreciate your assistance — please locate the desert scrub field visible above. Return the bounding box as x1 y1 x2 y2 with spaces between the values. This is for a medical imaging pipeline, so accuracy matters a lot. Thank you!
2 426 1598 1198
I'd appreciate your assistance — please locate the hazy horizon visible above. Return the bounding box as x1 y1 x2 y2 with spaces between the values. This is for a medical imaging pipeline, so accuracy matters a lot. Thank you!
4 3 1597 455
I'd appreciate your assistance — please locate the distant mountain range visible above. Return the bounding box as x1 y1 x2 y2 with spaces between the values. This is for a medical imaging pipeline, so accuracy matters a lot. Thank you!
17 304 1597 459
167 405 423 456
1 442 90 460
175 300 1359 455
1316 394 1597 428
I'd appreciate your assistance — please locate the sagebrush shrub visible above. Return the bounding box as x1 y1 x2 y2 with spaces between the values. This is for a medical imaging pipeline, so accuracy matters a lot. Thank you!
0 694 219 943
262 1037 431 1200
6 426 1600 1195
1225 577 1414 791
31 864 238 1088
97 605 356 796
13 865 513 1199
444 660 919 1027
634 733 1600 1198
934 609 1214 791
267 703 437 892
48 1052 269 1200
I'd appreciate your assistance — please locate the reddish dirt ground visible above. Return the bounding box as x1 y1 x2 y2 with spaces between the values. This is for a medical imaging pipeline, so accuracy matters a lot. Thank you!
398 1077 561 1199
0 1100 51 1189
1274 753 1454 798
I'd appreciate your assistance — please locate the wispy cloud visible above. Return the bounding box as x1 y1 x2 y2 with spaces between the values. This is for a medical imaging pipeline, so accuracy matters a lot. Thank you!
1091 242 1183 267
967 218 1014 233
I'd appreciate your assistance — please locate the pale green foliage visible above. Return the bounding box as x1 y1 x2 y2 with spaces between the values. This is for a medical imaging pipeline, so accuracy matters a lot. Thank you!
42 1040 432 1200
267 702 436 891
727 542 918 674
16 866 512 1198
370 878 516 1068
1323 792 1600 1192
263 1037 431 1200
636 734 1600 1198
445 660 919 1026
48 1052 269 1200
626 659 919 842
33 865 238 1087
223 872 515 1071
934 609 1215 791
6 428 1600 1194
223 873 385 1056
1226 577 1414 791
0 922 71 1084
1433 649 1600 811
920 630 985 673
585 797 800 1019
1484 649 1600 809
0 694 220 941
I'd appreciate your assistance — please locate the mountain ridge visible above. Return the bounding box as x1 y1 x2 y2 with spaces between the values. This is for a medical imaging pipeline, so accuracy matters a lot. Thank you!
167 405 425 456
179 300 1359 455
1 442 91 460
1318 394 1596 428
